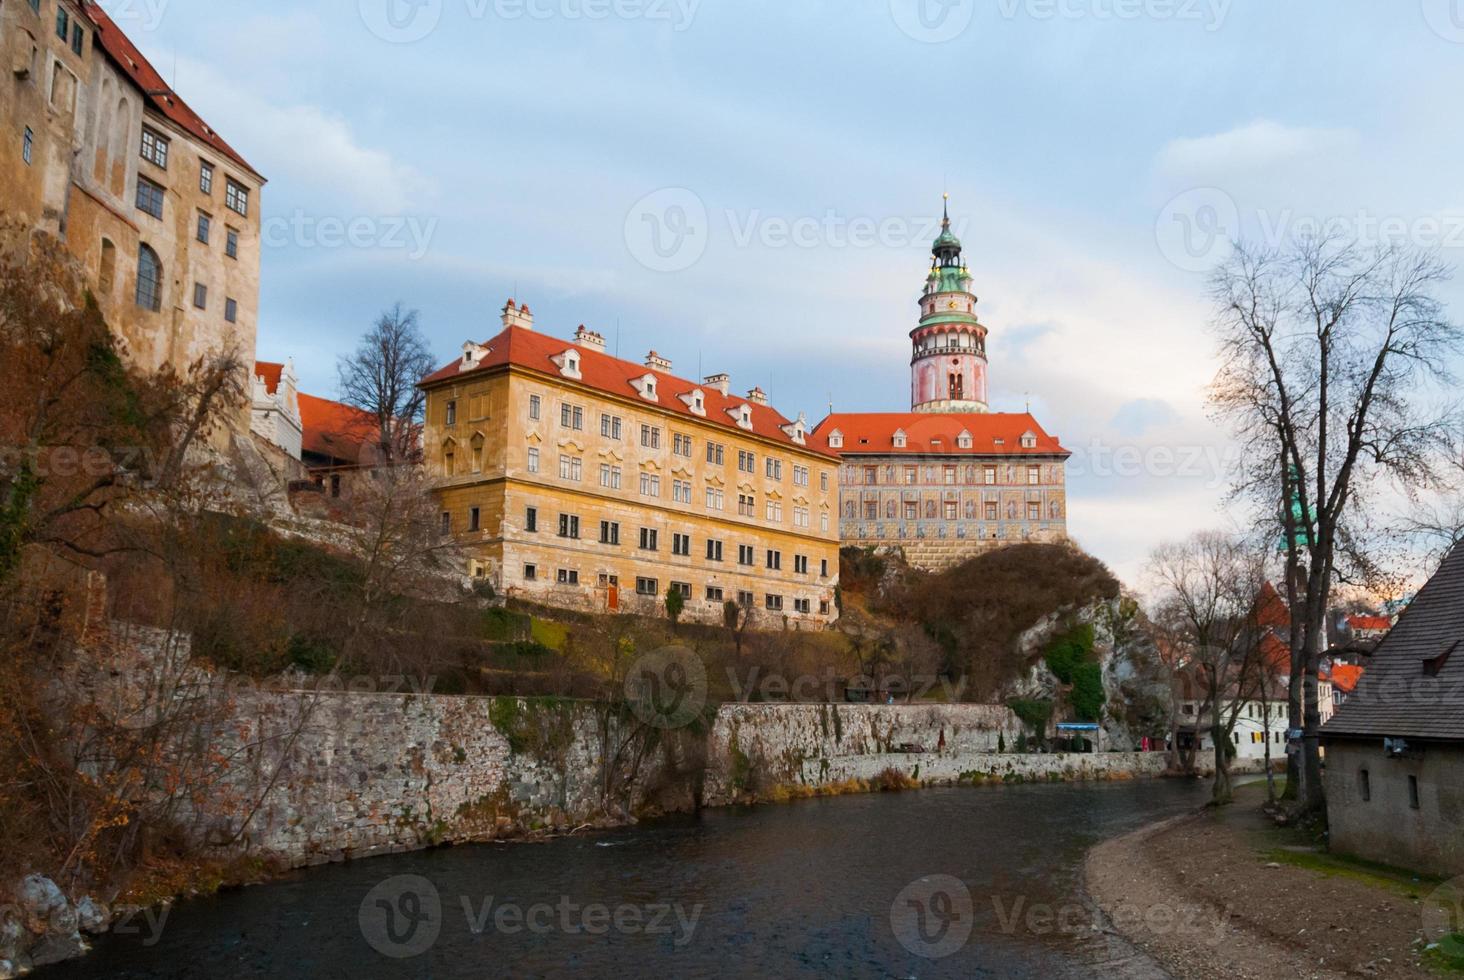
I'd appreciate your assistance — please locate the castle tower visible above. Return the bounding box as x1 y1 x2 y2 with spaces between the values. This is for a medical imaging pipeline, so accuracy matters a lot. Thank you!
910 195 988 413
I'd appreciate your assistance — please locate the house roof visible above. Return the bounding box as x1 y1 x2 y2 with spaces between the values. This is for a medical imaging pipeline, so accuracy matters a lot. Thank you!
254 361 283 396
1347 614 1392 632
1328 663 1365 695
809 412 1069 457
1323 544 1464 742
1255 582 1290 629
298 392 377 465
82 2 260 178
421 323 835 459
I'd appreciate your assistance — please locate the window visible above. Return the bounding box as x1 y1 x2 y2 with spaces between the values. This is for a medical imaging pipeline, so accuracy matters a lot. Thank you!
765 594 784 612
639 527 658 551
226 229 239 259
56 8 68 42
820 599 831 615
1029 466 1041 486
199 161 213 194
558 568 579 585
640 424 660 449
445 400 457 425
984 467 997 485
640 473 660 497
793 465 809 487
670 581 692 599
134 244 162 311
1359 769 1370 802
864 465 878 485
225 300 239 327
525 507 538 532
636 577 658 597
766 550 782 571
765 458 783 480
1409 775 1420 810
793 598 811 614
735 590 755 610
793 506 809 528
599 464 622 490
560 404 584 430
225 178 249 216
738 450 755 473
794 555 809 575
672 479 692 504
706 585 724 603
738 493 755 517
196 212 210 244
672 533 690 556
136 177 164 219
468 507 480 532
527 447 540 474
22 127 33 165
599 521 620 545
440 512 451 535
864 500 878 520
985 501 999 521
528 394 541 420
1027 501 1041 521
557 513 579 538
524 564 537 581
705 487 725 511
706 442 725 466
192 283 207 310
559 455 582 481
820 558 828 578
706 539 723 562
600 413 621 439
673 433 693 457
765 499 783 522
821 513 829 533
140 127 168 168
738 545 754 566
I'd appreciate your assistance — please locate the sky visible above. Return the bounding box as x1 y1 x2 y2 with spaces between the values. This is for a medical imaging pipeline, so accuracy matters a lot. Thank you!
110 0 1464 587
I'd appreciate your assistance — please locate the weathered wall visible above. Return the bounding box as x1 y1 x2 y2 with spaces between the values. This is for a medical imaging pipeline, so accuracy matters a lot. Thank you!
1323 740 1464 876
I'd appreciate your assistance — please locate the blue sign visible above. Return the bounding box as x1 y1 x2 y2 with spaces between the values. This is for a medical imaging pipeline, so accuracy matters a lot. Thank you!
1056 723 1100 731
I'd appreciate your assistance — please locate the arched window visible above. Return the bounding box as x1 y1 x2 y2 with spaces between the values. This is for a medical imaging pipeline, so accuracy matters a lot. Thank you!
135 244 162 311
98 238 116 295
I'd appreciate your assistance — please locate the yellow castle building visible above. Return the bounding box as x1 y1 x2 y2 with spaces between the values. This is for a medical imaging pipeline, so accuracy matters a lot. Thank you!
421 302 842 627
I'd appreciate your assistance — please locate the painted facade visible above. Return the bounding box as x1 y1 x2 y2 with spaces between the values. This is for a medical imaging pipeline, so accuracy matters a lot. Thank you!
2 0 263 428
813 199 1070 570
422 303 841 627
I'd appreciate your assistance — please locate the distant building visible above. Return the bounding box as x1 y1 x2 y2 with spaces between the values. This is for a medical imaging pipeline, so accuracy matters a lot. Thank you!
1345 614 1393 643
252 360 303 460
1322 544 1464 875
811 199 1069 570
420 302 841 626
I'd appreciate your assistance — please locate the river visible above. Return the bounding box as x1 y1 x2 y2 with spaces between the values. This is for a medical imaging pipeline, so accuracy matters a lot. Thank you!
51 779 1208 978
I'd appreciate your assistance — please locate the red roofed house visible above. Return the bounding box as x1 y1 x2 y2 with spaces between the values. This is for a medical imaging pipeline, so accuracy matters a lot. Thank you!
1346 614 1393 643
811 200 1070 569
252 360 303 460
419 302 841 626
3 1 265 430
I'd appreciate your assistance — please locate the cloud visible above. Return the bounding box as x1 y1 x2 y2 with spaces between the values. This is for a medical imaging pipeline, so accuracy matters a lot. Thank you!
1109 398 1182 437
1154 119 1359 184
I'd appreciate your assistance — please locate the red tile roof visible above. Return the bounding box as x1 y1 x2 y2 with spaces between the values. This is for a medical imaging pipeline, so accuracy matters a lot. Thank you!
809 412 1069 457
1328 663 1365 694
254 360 283 396
298 392 377 465
1255 582 1290 629
1347 615 1392 632
421 324 835 459
82 2 260 178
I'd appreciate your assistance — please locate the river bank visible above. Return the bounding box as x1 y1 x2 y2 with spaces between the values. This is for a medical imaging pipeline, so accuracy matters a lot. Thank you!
1084 783 1446 980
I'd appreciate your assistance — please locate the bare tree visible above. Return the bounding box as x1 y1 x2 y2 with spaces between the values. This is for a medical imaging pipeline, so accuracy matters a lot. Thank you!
1208 236 1460 814
1148 531 1269 805
337 304 435 465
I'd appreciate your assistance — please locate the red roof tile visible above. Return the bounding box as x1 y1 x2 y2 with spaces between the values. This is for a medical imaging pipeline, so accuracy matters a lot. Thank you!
809 412 1069 457
298 392 377 465
1255 582 1290 629
254 361 283 396
421 324 835 459
82 2 260 178
1347 615 1392 632
1328 663 1365 694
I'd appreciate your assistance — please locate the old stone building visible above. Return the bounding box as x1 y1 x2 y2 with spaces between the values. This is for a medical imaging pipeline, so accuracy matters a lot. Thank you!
421 302 841 627
3 0 264 424
812 199 1069 569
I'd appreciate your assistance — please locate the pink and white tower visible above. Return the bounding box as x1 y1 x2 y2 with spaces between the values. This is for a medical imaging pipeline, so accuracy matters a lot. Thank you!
910 195 988 413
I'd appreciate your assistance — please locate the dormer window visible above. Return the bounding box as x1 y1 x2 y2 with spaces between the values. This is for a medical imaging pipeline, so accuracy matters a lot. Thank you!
828 429 843 449
631 373 659 402
892 429 907 449
957 429 972 449
679 388 707 417
551 348 583 380
1020 431 1037 449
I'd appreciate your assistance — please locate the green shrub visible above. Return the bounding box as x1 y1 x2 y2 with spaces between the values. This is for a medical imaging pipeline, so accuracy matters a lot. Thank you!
1008 697 1053 733
1044 623 1095 684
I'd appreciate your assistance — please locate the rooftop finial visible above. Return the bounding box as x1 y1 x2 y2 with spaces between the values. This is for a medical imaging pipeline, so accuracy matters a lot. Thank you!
942 191 950 229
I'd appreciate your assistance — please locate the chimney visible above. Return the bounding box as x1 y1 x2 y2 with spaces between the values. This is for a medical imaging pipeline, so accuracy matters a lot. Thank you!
747 386 768 405
704 372 730 396
645 350 672 372
573 325 606 350
501 299 534 331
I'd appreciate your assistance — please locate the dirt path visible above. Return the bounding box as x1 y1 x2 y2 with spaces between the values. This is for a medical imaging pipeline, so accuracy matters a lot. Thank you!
1084 785 1439 980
